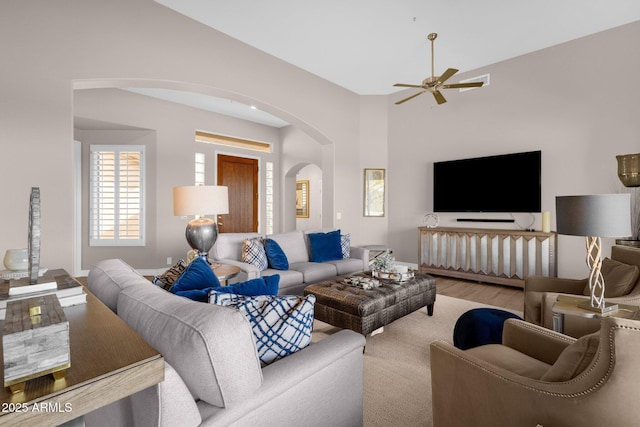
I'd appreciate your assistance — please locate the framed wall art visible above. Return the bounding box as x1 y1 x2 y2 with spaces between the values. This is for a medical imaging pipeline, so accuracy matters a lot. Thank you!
296 180 309 218
364 168 385 217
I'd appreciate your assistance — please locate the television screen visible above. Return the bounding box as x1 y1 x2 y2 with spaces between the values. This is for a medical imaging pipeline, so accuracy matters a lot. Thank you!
433 150 541 213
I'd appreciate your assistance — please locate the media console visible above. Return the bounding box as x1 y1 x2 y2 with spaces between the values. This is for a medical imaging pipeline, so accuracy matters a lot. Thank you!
418 227 557 288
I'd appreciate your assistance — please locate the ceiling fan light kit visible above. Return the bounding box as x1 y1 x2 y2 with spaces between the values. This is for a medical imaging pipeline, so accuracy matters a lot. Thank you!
394 33 483 105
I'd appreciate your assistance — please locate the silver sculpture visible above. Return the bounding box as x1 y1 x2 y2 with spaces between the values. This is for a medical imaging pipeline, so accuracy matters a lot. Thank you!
28 187 41 284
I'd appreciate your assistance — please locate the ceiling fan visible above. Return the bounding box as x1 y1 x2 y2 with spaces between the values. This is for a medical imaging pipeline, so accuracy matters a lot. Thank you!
394 33 483 105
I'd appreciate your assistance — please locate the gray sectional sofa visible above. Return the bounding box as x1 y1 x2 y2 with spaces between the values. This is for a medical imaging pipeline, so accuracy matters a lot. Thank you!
210 230 369 295
84 258 366 427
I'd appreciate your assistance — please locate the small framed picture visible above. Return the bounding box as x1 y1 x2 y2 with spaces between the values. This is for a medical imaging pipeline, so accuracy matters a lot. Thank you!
296 180 309 218
364 169 385 217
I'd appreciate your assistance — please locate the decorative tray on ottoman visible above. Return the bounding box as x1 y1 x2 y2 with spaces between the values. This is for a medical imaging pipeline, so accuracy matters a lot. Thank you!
341 276 381 290
372 270 415 282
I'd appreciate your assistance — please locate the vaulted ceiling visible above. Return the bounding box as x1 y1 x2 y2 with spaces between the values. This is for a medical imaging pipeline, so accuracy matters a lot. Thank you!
127 1 640 126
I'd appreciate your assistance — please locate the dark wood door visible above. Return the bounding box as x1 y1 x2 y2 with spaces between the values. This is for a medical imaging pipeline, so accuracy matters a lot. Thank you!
217 154 258 232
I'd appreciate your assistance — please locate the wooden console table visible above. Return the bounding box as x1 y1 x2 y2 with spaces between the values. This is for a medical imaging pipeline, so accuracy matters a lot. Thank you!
418 227 557 288
0 270 164 426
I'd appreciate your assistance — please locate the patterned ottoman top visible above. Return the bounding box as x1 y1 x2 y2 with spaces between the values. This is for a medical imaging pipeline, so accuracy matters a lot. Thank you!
304 271 436 317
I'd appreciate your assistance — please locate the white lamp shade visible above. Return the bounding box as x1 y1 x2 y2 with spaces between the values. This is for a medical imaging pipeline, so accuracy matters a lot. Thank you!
173 186 229 216
556 194 631 237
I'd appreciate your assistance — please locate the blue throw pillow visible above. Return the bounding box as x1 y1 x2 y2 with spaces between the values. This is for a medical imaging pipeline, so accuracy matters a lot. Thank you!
308 229 343 262
211 274 280 296
171 257 220 294
176 275 280 303
175 288 210 302
264 238 289 270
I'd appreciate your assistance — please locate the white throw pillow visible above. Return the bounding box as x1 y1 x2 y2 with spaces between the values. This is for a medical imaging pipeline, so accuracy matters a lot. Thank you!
241 238 268 271
211 291 316 365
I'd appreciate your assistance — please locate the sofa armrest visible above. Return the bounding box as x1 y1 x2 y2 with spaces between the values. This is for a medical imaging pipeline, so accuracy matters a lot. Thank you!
502 319 575 365
200 330 366 426
85 362 202 427
350 246 370 271
215 259 261 280
430 340 588 427
525 276 587 294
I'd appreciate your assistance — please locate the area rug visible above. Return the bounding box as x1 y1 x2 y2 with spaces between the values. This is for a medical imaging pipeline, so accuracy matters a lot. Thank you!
311 295 523 427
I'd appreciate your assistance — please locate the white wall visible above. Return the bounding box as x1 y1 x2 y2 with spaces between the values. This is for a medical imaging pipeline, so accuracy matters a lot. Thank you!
1 0 637 280
387 21 640 278
295 164 323 231
358 95 390 246
74 88 283 269
0 0 362 274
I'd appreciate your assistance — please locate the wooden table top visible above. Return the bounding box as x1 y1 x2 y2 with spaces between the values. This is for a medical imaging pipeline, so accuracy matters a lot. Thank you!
553 295 640 320
212 263 241 281
0 270 164 426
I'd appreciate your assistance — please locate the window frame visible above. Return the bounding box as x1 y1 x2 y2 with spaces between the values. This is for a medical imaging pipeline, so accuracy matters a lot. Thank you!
89 144 145 247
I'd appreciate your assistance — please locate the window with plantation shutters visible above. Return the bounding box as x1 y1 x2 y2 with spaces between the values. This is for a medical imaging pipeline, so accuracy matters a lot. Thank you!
90 145 145 246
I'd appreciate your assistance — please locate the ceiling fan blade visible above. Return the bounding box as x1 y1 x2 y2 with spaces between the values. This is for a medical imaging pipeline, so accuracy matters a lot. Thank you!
395 91 426 105
437 68 458 84
393 83 424 88
442 82 484 89
433 90 447 104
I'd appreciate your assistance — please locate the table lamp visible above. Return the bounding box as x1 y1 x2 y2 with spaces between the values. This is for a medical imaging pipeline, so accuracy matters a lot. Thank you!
173 185 229 259
556 194 631 313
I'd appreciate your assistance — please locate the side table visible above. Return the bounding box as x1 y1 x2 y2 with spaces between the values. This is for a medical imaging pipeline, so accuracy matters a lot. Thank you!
212 263 241 285
0 270 164 426
551 295 640 334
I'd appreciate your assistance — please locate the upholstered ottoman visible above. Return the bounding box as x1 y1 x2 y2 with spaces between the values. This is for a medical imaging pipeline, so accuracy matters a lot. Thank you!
304 271 436 335
453 308 523 350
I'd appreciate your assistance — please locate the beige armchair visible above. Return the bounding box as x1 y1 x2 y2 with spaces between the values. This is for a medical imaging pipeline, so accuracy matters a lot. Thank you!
524 245 640 337
430 316 640 427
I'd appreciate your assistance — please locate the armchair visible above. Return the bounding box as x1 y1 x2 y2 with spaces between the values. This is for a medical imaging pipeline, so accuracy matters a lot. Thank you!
430 316 640 427
524 245 640 337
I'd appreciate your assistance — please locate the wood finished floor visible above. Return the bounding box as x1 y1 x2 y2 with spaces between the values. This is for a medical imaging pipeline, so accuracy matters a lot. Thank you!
434 275 524 312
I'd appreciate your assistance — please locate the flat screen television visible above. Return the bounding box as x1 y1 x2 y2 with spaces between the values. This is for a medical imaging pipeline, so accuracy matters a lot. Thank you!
433 150 541 213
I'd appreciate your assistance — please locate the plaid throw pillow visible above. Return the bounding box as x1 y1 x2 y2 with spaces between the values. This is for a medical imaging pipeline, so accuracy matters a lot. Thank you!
242 238 268 271
341 233 351 259
211 292 316 365
152 259 187 291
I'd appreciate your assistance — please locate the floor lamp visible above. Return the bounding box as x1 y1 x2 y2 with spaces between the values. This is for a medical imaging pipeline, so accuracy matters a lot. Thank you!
556 194 631 313
173 186 229 259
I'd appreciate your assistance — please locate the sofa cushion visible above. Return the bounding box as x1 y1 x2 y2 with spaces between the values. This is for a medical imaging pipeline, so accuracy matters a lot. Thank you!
152 259 187 291
265 238 289 270
262 269 304 291
466 344 551 380
242 238 268 271
308 229 343 262
87 258 147 312
541 332 600 382
211 291 316 366
341 233 351 258
171 257 220 293
211 232 263 261
582 257 640 297
269 230 309 264
326 258 364 276
290 261 338 284
117 282 262 408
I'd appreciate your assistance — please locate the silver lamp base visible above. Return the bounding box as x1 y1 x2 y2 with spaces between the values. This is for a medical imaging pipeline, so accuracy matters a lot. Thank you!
185 217 218 258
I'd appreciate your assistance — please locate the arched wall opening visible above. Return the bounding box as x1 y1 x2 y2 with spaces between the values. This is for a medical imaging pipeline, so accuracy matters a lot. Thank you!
72 78 333 271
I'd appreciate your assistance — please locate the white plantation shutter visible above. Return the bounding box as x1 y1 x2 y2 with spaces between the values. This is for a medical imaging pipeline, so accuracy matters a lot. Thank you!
90 145 145 246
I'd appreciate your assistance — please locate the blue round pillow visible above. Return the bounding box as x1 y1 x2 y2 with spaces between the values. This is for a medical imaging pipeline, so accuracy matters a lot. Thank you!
453 308 523 350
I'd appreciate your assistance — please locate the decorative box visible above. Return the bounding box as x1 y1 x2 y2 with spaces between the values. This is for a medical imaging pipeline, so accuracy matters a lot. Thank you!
2 294 70 394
